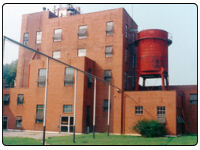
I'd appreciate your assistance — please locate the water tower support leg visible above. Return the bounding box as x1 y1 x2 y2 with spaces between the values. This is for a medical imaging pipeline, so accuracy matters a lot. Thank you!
161 74 165 90
135 75 139 91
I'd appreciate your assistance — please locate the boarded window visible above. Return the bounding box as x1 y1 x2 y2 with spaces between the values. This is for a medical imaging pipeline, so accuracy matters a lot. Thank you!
53 29 62 42
104 70 112 82
17 94 24 105
36 105 44 123
36 31 42 44
16 116 22 128
38 69 46 87
135 106 143 114
157 106 165 123
106 21 113 35
103 99 108 111
53 51 61 59
105 46 113 57
78 48 86 57
23 33 29 45
63 105 72 113
65 67 74 85
3 94 10 105
190 94 197 104
78 25 87 39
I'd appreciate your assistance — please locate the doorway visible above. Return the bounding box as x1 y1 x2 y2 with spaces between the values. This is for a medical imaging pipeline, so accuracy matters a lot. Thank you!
3 116 8 130
60 116 73 133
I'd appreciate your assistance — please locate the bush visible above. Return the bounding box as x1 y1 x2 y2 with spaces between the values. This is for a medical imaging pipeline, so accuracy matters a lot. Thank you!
133 120 166 137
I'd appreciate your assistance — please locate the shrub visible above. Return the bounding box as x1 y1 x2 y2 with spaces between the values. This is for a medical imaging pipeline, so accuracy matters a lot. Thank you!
133 120 166 137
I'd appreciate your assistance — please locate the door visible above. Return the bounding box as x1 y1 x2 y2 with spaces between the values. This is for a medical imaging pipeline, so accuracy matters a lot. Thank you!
86 106 90 133
3 116 8 130
60 116 73 133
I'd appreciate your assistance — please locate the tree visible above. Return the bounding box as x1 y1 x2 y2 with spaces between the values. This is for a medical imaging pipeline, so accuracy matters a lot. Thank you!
3 60 18 88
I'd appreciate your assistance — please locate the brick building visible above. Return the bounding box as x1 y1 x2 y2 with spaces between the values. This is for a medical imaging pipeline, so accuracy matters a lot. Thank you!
3 6 197 135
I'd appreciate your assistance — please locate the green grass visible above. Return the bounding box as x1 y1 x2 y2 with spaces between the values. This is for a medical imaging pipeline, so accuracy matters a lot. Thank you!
3 137 42 145
3 134 197 145
46 133 197 145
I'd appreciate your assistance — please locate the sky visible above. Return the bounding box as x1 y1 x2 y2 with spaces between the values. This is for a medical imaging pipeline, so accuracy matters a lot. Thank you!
2 4 197 85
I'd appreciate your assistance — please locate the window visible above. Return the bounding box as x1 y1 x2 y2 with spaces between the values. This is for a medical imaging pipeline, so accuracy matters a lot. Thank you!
132 55 135 67
63 105 72 113
88 69 93 88
106 21 113 35
135 106 143 114
17 94 24 105
23 33 29 45
157 106 165 123
53 51 61 59
190 94 197 104
3 94 10 105
78 48 86 57
16 116 22 128
78 25 87 39
124 72 127 90
53 29 62 42
104 70 112 82
60 116 74 132
36 105 44 123
36 31 42 44
105 46 113 57
38 69 46 87
125 48 128 63
103 99 108 111
64 67 74 85
125 24 128 38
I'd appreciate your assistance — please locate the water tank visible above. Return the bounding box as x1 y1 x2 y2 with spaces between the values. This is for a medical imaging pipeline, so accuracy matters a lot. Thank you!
135 29 172 90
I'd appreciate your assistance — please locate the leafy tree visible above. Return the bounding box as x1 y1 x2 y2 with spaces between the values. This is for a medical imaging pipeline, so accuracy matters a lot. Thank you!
3 60 18 88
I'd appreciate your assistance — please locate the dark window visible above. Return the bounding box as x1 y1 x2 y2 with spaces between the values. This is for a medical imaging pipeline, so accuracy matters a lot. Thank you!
106 21 113 35
190 94 197 104
157 106 166 123
17 94 24 105
78 25 87 39
3 94 10 105
16 116 22 128
132 55 135 67
63 105 72 113
105 46 113 57
124 72 127 90
104 70 112 82
36 31 42 44
53 29 62 42
135 106 143 114
103 99 108 111
23 33 29 45
125 48 128 63
64 67 74 86
36 105 44 123
38 69 46 87
88 69 93 88
125 24 128 38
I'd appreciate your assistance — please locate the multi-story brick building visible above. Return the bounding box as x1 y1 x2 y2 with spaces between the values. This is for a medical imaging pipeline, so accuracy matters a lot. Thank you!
3 6 197 135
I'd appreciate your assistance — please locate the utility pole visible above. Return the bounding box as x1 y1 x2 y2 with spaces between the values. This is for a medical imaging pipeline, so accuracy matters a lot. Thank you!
93 78 96 139
107 82 111 136
42 57 49 145
73 70 77 143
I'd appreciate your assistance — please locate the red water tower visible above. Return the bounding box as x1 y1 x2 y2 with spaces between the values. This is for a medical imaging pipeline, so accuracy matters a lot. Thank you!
135 29 172 90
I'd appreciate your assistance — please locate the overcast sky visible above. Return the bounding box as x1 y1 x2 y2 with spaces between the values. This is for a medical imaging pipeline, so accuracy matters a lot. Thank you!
3 4 197 85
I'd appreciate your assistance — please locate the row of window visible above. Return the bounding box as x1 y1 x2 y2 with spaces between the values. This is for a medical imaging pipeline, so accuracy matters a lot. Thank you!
135 106 166 115
3 94 24 105
23 21 132 45
38 68 112 87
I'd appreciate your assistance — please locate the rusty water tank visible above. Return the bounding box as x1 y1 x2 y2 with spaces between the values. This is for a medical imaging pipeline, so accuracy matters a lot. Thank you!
136 29 172 74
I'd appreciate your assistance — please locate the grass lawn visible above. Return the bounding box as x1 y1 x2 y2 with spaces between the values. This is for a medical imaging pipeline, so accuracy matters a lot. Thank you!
3 137 42 145
46 133 197 145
